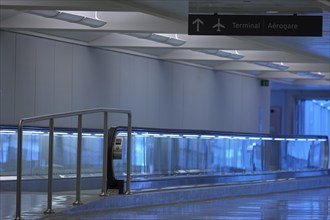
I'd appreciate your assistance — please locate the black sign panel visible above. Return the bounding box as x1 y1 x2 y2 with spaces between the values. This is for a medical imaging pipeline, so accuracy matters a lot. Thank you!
188 15 322 36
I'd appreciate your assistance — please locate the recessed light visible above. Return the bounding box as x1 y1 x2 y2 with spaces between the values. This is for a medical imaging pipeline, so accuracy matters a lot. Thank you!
266 11 279 14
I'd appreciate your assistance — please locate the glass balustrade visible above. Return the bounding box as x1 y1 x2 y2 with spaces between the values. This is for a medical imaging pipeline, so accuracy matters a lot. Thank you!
0 126 328 179
0 126 104 177
110 127 329 179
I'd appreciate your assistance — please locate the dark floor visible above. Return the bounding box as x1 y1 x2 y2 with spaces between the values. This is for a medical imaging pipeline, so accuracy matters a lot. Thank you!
2 188 329 219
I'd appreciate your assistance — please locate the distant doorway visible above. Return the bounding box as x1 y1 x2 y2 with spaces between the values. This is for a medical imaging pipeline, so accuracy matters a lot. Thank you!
296 99 330 137
296 99 330 168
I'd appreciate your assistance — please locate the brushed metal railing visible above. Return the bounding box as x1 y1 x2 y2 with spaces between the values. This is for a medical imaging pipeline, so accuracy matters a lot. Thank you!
15 108 132 220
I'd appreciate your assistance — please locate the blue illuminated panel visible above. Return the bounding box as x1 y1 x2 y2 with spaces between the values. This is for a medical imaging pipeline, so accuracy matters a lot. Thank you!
0 126 104 177
0 126 328 179
111 128 329 179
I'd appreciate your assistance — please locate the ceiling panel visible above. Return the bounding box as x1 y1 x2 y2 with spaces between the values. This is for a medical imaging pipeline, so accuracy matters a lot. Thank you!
0 0 329 89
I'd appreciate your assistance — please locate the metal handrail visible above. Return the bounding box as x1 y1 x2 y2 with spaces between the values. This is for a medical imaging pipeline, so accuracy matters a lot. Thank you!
15 108 132 220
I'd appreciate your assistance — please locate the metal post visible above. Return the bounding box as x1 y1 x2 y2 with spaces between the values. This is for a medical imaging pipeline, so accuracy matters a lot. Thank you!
44 119 55 214
73 114 83 205
324 139 329 168
15 121 23 220
125 112 132 194
100 112 108 196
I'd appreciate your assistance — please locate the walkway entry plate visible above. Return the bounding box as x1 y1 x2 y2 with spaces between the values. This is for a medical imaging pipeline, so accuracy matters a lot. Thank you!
113 137 123 159
188 15 322 36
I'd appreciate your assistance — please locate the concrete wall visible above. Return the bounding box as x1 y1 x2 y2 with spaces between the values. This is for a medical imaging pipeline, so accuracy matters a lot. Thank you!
0 31 270 133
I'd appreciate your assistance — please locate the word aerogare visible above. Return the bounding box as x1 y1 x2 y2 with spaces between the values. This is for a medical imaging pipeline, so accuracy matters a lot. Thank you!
232 22 298 31
267 22 298 30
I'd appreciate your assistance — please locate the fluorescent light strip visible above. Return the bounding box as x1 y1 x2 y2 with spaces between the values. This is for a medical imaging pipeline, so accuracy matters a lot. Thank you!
261 137 273 140
254 61 289 71
233 136 246 140
73 133 91 136
183 134 199 138
94 134 104 137
27 10 106 28
307 138 317 141
0 130 16 133
153 134 163 137
117 132 128 136
164 134 180 138
217 136 232 139
295 71 325 79
297 138 307 141
286 138 296 141
196 49 244 60
249 137 261 140
28 10 59 17
127 33 186 46
141 133 153 136
82 133 92 136
317 139 327 142
274 138 285 141
54 132 69 135
24 131 45 134
200 135 216 139
80 17 106 27
56 11 83 22
142 133 162 137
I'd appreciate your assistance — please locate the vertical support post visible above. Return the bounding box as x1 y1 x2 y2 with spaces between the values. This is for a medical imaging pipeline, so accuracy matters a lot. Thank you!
100 111 108 196
73 114 83 205
126 112 132 194
324 139 329 169
44 118 55 214
15 121 23 220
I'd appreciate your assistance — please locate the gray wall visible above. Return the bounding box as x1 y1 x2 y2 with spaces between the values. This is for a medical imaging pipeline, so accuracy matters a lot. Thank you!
0 31 270 133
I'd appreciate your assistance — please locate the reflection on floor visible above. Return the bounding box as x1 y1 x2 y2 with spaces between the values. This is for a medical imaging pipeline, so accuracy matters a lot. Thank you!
2 188 329 220
0 189 101 220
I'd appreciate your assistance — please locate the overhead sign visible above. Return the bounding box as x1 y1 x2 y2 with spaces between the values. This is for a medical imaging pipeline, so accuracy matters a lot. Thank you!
188 15 322 36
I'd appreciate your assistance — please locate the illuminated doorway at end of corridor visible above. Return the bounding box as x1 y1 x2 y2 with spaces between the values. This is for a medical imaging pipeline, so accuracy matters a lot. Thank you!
296 99 330 168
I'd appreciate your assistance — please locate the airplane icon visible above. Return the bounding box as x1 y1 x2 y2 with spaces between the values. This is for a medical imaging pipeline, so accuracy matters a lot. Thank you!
213 18 226 32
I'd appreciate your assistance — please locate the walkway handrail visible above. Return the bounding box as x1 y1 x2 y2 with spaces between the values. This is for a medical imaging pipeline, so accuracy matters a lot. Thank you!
15 108 132 220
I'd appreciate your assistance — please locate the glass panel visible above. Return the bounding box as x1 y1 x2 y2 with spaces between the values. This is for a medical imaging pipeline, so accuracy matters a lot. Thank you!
0 130 17 176
112 129 328 180
0 126 328 180
0 127 104 177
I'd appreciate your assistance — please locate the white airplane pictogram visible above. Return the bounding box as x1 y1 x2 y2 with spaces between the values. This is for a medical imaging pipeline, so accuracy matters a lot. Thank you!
213 18 226 32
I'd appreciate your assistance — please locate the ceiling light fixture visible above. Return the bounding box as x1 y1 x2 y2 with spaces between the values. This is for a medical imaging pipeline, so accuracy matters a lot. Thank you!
127 33 186 46
295 71 325 79
266 10 279 14
56 11 84 22
254 61 289 71
196 49 244 60
27 10 106 28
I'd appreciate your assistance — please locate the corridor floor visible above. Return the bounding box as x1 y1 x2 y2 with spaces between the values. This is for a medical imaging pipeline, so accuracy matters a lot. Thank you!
48 187 329 219
2 187 329 219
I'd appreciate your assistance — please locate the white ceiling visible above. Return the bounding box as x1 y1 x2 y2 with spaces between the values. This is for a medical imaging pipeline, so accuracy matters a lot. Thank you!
0 0 329 90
